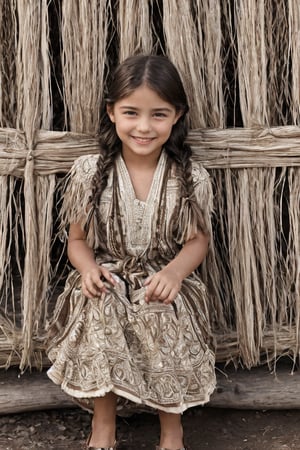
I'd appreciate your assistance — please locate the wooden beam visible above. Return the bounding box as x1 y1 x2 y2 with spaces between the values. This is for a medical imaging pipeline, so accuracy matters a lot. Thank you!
1 363 300 415
1 126 300 176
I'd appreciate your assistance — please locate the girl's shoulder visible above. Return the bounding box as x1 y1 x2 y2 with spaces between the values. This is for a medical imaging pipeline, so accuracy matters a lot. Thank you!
71 154 98 181
190 158 210 184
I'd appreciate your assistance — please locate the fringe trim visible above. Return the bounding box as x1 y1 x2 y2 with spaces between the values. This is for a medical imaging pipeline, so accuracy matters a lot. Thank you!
59 155 98 246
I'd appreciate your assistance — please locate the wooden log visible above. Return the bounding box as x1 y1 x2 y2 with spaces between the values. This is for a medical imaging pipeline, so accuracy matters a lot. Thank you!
210 363 300 409
0 368 74 415
1 363 300 415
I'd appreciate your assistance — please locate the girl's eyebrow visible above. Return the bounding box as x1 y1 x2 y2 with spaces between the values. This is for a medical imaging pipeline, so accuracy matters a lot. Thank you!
119 106 138 110
152 107 173 113
119 106 173 112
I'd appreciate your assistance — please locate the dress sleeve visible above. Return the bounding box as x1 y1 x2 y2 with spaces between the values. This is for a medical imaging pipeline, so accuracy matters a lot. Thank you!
191 161 214 233
59 154 98 235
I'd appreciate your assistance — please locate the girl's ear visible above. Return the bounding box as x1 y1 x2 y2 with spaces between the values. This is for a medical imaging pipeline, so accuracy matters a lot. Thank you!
106 104 115 123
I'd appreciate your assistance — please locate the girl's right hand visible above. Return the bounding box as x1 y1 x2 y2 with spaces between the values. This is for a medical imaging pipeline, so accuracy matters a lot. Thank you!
81 265 117 299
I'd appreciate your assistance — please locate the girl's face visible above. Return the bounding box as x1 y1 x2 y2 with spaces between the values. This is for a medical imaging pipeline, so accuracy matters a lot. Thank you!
107 84 181 162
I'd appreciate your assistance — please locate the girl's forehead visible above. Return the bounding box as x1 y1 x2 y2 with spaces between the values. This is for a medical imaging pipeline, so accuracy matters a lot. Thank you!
117 85 173 106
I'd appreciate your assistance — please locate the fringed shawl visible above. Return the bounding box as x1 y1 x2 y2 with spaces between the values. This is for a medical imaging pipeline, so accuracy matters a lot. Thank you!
59 152 214 256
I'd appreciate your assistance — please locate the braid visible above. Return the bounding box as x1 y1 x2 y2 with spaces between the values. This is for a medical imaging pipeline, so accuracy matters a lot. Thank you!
91 148 116 208
91 108 121 204
86 109 121 239
165 116 208 241
180 150 208 233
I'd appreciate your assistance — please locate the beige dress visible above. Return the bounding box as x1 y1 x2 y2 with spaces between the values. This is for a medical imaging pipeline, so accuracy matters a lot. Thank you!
47 151 216 414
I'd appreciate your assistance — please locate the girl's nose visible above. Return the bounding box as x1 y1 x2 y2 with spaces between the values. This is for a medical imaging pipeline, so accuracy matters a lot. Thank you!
136 116 151 132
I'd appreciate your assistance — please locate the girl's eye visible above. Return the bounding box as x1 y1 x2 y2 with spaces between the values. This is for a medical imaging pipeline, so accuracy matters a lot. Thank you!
123 110 137 116
153 112 167 118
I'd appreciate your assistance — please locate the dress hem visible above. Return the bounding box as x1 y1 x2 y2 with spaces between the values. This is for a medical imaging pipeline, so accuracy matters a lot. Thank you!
47 367 215 414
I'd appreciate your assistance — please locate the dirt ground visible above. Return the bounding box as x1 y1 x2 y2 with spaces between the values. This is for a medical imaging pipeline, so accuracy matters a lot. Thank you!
1 406 300 450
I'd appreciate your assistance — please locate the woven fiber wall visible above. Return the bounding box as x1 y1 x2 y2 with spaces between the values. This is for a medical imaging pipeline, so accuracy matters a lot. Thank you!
0 0 299 370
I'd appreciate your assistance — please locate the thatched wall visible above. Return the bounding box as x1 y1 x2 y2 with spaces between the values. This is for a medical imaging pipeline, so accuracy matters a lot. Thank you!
0 0 299 371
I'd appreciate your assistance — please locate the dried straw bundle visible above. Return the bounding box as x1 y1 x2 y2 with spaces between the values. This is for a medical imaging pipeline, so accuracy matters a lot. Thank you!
163 0 224 128
13 0 52 369
288 0 300 124
0 0 17 128
118 0 153 62
61 0 108 133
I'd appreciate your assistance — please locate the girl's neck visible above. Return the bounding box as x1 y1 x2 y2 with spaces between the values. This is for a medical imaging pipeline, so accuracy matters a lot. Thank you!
121 149 162 171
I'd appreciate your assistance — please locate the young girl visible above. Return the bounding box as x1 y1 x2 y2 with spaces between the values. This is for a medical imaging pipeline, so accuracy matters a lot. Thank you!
47 54 216 450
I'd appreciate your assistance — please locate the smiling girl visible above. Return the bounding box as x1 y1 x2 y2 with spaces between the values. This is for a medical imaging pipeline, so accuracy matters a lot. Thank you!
47 54 216 450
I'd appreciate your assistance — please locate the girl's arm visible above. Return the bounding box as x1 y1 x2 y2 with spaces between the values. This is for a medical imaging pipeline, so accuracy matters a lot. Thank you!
144 231 209 304
68 222 116 299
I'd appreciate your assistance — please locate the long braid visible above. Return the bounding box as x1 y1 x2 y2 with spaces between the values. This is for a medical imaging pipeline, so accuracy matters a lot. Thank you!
165 117 208 242
87 111 121 241
92 147 117 208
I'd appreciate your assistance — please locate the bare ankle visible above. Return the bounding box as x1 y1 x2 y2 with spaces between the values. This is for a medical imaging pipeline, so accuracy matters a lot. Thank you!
89 393 117 447
158 411 184 449
159 427 184 449
89 420 116 447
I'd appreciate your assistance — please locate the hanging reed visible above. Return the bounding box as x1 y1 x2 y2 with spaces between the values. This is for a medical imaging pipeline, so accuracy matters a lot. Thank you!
0 0 17 128
118 0 153 62
162 0 208 128
61 0 108 134
288 0 300 124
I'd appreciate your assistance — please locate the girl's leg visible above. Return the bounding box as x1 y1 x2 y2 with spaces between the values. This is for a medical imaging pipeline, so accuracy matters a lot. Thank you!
88 392 118 447
158 411 184 449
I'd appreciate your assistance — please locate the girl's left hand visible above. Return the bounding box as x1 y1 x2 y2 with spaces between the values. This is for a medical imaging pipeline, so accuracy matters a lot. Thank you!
144 268 182 304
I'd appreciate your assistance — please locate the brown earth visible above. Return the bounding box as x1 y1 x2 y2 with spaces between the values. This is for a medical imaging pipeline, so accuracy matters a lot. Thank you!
1 406 300 450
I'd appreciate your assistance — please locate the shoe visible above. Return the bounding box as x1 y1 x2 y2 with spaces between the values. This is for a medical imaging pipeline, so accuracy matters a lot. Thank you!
87 445 116 450
86 432 117 449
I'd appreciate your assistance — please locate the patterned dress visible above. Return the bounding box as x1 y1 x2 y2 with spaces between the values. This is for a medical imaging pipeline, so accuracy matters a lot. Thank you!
47 151 216 414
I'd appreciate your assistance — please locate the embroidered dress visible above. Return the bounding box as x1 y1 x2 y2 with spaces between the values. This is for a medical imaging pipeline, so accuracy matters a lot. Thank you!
47 151 216 414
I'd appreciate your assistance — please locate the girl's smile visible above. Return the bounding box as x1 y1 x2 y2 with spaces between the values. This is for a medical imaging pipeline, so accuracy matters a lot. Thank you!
107 84 181 163
131 136 155 144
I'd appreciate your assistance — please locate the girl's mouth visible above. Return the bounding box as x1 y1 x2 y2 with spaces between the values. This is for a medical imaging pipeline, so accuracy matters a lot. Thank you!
132 136 155 144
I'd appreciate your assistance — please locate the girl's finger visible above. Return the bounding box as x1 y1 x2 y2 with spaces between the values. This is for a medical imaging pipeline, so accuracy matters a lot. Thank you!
144 274 162 301
158 286 172 301
101 267 118 285
152 282 166 301
83 276 107 298
163 289 178 304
